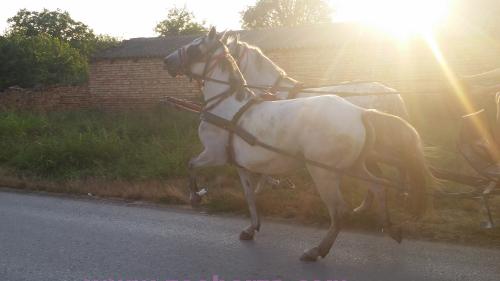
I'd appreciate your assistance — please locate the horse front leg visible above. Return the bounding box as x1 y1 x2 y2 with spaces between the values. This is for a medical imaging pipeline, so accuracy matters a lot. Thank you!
254 175 271 194
187 158 202 206
188 149 226 207
237 168 261 240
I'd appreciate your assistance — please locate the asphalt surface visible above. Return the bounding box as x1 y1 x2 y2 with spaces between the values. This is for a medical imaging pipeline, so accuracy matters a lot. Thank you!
1 189 499 281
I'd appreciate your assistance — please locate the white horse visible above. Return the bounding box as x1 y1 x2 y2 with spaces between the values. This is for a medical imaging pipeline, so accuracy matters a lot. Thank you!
461 68 500 96
224 35 408 118
164 27 432 261
223 35 410 235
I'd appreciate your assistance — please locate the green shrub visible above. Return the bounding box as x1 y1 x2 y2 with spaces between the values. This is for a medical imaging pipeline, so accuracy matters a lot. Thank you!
0 34 88 90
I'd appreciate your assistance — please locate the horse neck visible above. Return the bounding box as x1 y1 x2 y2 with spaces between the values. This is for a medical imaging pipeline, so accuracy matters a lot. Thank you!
239 46 295 96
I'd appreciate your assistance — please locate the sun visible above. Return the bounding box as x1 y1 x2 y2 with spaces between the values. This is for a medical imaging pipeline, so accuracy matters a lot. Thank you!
333 0 451 37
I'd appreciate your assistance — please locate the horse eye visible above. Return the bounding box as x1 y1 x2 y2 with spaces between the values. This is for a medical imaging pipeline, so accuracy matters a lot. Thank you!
187 45 202 60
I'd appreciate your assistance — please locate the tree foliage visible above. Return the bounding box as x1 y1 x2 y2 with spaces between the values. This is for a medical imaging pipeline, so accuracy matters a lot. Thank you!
0 9 118 90
0 34 88 90
6 9 119 57
155 7 208 36
241 0 332 29
7 9 97 56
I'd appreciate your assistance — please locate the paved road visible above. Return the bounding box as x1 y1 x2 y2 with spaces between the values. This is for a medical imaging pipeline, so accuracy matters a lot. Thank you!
1 190 499 281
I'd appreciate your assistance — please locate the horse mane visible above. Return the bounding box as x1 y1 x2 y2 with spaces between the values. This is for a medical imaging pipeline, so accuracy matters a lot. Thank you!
216 43 243 80
218 43 254 101
228 35 287 78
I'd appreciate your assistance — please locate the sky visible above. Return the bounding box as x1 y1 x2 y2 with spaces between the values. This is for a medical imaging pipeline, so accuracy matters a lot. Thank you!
0 0 452 39
0 0 270 39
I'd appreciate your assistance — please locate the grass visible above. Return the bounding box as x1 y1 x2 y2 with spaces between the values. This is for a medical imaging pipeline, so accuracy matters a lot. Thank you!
0 102 499 247
0 107 199 180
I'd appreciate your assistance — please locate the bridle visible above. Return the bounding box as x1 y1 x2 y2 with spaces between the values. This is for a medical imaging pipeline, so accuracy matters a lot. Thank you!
178 39 229 81
176 39 245 111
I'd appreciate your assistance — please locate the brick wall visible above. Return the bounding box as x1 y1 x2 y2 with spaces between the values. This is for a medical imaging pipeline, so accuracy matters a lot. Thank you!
88 36 500 110
2 35 498 111
265 37 500 94
0 85 89 111
89 58 200 109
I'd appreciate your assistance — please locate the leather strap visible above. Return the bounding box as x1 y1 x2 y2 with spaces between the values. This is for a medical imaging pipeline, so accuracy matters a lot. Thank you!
227 99 261 166
288 80 304 99
201 98 261 166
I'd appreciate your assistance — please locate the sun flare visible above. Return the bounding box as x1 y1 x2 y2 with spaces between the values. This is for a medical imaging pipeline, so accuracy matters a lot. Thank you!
334 0 451 37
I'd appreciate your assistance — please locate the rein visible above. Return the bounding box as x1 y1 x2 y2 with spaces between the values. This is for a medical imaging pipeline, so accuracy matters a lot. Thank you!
195 76 405 98
227 43 433 98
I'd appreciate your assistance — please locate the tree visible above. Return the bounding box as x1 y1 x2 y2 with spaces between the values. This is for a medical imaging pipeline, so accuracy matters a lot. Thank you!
6 9 118 57
91 34 120 56
241 0 332 29
155 7 208 36
1 9 118 89
0 34 88 90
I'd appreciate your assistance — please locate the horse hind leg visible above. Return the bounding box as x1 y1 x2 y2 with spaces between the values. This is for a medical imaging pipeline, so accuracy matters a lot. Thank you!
353 160 379 214
355 160 403 243
237 168 261 240
301 167 349 262
372 182 402 243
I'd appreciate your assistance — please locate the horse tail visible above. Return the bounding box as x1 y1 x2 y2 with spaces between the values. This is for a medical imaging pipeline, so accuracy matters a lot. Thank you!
362 110 438 218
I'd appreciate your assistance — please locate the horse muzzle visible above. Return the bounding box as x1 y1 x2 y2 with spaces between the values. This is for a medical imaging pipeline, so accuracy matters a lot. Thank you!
164 54 184 77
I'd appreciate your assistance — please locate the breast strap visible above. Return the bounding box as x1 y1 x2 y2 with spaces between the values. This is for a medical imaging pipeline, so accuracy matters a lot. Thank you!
201 99 261 166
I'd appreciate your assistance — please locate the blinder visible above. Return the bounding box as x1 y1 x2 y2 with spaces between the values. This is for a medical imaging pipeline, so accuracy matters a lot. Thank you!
177 38 226 80
174 37 251 110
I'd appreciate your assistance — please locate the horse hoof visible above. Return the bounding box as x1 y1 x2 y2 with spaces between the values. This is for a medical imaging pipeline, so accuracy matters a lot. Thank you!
387 226 403 244
300 247 320 262
190 193 202 207
239 230 254 241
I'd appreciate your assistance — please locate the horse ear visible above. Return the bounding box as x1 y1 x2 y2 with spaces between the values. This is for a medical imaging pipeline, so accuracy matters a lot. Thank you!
235 34 240 43
220 32 229 44
225 35 235 45
217 30 227 42
208 26 216 40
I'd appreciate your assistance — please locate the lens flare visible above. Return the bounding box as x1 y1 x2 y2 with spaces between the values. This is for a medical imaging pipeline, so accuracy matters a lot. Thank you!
334 0 451 37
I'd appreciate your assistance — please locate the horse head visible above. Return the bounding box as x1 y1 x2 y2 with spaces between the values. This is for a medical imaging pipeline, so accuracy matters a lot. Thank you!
223 34 242 61
164 27 227 79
